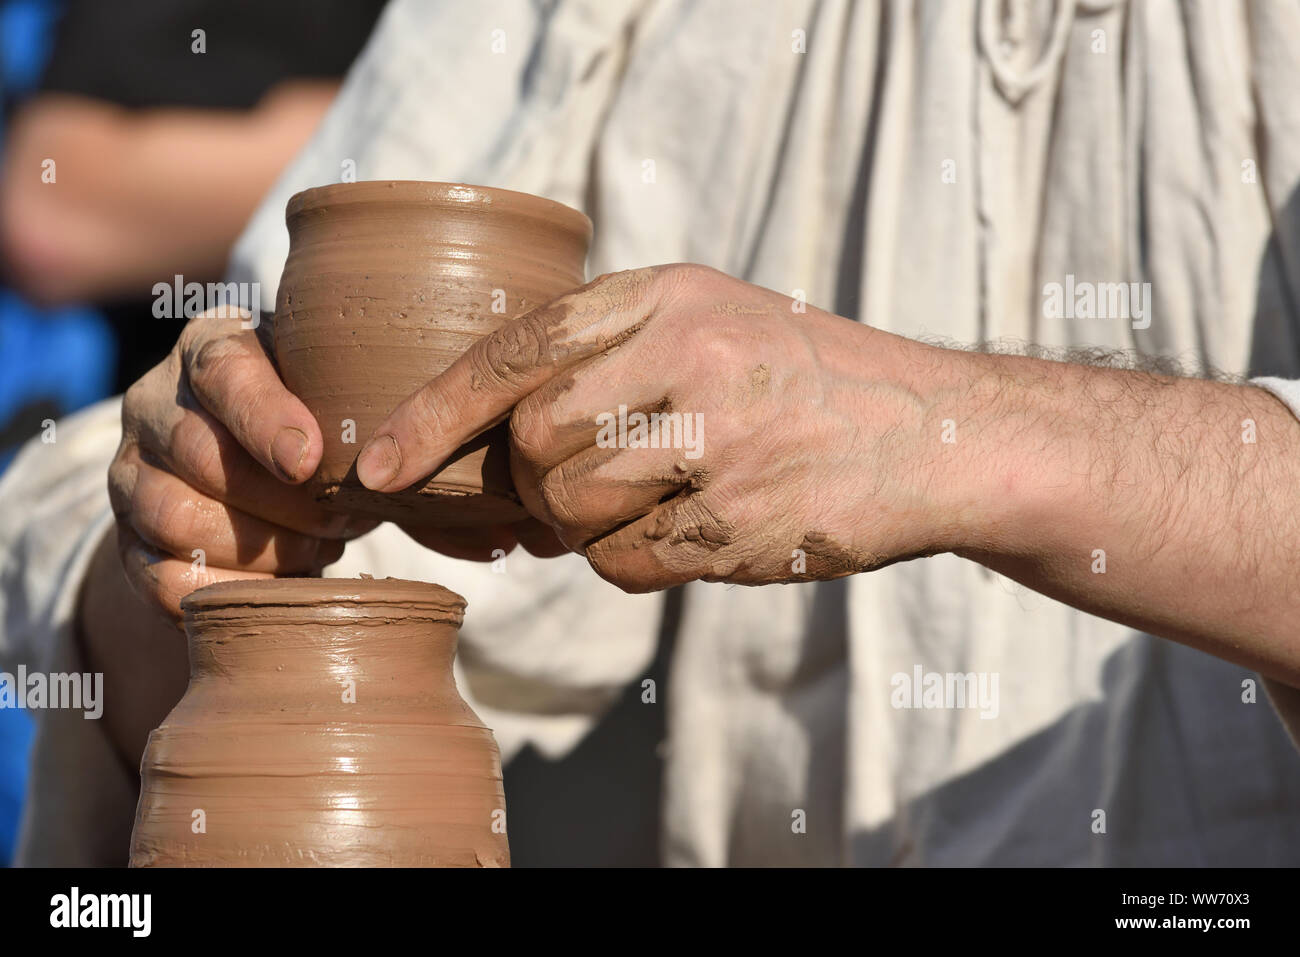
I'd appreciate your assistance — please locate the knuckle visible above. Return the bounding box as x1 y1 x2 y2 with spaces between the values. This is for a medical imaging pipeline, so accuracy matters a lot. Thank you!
539 467 584 528
658 262 706 286
177 313 238 364
183 338 228 398
148 563 195 620
185 332 237 382
185 329 264 398
186 307 248 338
121 377 149 421
107 465 132 521
405 380 459 447
121 355 175 422
106 441 141 520
656 263 713 300
583 538 618 581
579 267 663 317
582 270 622 289
673 493 734 547
136 476 197 551
175 318 203 352
690 326 748 372
169 415 225 487
117 531 182 619
507 395 550 463
584 540 651 594
473 312 554 385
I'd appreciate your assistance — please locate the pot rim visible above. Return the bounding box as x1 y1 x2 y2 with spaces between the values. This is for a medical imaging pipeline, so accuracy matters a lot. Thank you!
182 576 466 623
285 180 592 241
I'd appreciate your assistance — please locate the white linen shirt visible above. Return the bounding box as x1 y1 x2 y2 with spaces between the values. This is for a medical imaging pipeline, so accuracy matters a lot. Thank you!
4 0 1300 865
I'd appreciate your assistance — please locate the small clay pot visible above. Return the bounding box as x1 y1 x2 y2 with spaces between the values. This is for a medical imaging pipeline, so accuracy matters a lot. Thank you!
273 180 591 526
129 577 510 867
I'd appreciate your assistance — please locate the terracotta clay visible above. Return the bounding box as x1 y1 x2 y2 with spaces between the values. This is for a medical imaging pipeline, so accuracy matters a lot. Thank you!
273 181 591 525
129 577 510 867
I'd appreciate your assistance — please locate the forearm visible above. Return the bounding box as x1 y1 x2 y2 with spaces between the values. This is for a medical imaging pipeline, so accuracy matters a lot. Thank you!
1 86 334 303
921 349 1300 684
76 524 190 772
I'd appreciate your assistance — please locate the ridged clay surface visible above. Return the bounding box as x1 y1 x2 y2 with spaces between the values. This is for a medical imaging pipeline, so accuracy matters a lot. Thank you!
129 576 510 867
273 181 591 525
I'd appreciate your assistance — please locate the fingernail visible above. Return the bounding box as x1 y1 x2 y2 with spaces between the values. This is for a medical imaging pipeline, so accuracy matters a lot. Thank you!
270 427 308 481
357 434 401 490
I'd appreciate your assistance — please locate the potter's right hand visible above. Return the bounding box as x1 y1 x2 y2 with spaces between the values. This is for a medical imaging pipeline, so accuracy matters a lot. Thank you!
107 308 372 620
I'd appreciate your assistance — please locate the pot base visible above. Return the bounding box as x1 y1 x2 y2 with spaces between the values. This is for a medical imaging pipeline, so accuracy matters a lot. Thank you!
314 480 529 527
308 421 529 526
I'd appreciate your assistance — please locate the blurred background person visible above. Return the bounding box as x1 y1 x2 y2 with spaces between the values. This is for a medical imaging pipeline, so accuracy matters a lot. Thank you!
0 0 386 865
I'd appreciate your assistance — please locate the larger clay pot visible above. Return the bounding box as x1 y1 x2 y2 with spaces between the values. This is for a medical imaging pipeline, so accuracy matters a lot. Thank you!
129 577 510 867
273 180 591 526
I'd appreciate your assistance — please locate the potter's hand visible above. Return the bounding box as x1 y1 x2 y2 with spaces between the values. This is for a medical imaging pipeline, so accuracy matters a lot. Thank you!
108 309 374 619
356 265 951 591
356 264 1300 704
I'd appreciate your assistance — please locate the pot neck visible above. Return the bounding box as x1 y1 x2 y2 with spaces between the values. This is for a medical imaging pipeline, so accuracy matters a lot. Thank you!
184 603 461 685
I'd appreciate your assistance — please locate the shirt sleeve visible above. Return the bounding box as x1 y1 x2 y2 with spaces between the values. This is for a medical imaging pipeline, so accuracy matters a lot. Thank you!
1247 376 1300 750
1252 377 1300 419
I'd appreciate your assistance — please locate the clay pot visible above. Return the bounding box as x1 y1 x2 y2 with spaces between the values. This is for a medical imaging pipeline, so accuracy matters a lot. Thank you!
129 577 510 867
272 180 591 526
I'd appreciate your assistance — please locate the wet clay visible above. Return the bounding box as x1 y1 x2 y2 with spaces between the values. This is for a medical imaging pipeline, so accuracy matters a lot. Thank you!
129 577 510 867
273 181 591 525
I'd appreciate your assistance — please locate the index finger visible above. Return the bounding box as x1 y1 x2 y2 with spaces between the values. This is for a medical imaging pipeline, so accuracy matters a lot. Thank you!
355 267 670 493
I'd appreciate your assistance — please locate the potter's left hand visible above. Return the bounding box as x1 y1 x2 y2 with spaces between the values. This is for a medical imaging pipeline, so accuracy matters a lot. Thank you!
356 265 961 591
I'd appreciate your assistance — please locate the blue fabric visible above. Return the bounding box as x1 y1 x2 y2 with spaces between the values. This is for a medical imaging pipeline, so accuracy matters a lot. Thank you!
0 0 59 95
0 711 33 865
0 0 113 864
0 291 116 466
